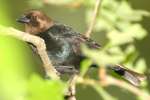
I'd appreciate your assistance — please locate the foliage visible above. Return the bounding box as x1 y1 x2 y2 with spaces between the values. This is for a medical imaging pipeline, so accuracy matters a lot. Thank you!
83 0 148 73
0 26 65 100
82 0 149 99
27 75 65 100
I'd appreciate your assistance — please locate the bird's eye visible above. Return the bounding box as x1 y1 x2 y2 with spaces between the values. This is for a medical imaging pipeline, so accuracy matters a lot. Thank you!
26 15 37 20
26 15 31 19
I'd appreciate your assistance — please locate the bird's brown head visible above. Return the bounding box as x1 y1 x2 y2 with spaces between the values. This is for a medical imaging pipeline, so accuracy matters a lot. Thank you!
17 10 54 35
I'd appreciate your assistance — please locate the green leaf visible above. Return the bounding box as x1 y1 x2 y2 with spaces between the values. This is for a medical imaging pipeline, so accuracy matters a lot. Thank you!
107 31 134 46
125 24 147 40
80 59 92 76
123 45 138 64
0 26 33 100
27 75 65 100
82 45 124 66
108 46 123 55
135 58 147 73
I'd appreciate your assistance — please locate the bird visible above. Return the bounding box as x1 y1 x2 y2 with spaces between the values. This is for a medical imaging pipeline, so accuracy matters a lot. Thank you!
17 10 146 86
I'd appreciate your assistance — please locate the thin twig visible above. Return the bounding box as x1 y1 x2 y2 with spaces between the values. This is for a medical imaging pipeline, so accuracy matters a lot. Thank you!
76 76 150 100
99 67 107 86
4 28 59 79
85 0 102 38
106 76 150 99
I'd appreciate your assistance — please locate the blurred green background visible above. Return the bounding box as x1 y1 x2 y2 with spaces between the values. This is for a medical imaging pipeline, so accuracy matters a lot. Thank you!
0 0 150 100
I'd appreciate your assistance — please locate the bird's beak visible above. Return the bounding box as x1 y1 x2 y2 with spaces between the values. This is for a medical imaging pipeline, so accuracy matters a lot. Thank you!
17 15 30 23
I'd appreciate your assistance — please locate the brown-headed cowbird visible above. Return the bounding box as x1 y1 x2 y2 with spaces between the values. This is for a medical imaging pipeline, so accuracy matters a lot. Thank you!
17 10 145 86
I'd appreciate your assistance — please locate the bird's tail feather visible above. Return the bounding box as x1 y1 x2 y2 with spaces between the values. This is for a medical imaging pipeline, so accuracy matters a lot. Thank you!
107 64 146 86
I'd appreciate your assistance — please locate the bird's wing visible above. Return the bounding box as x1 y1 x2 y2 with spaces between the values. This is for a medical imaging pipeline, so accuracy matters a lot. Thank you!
67 34 101 56
52 23 101 55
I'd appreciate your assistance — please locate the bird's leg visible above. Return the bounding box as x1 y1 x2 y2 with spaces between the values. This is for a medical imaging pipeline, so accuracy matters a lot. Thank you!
54 66 78 100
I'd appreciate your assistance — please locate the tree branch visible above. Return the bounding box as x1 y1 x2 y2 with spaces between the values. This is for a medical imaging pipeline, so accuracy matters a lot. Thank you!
106 76 150 99
85 0 102 38
76 76 150 100
4 27 59 79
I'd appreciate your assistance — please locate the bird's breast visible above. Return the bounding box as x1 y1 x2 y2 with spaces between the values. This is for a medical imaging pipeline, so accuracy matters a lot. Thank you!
47 39 77 66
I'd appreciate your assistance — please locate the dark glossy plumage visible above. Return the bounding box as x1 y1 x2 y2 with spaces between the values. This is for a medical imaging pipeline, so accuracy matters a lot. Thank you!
37 22 100 71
